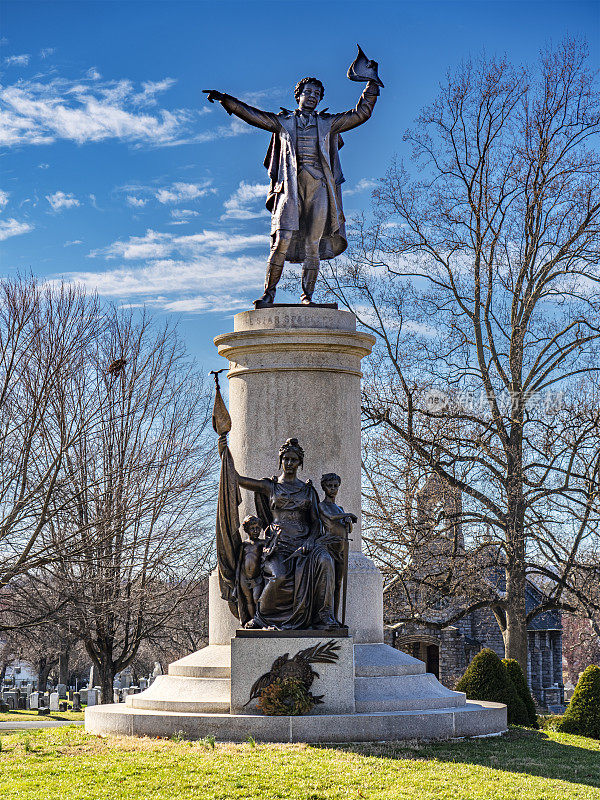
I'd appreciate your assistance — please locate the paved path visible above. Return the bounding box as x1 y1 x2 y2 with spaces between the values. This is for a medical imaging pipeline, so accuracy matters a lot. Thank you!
0 720 84 731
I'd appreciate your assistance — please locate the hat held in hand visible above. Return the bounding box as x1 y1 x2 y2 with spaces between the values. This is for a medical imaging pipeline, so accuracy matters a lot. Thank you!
347 44 384 88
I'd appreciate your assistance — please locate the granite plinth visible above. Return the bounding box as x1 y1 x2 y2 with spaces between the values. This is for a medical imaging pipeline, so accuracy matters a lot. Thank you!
235 628 349 638
85 700 507 742
254 302 338 309
230 636 355 715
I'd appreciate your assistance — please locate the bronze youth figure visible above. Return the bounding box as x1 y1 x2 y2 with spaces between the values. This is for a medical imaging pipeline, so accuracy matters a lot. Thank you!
319 473 357 624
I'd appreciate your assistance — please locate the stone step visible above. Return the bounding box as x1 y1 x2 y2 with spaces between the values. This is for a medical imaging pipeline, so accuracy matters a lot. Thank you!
86 699 508 742
354 673 466 713
355 697 465 713
128 696 230 713
354 643 426 677
169 645 231 678
126 674 231 714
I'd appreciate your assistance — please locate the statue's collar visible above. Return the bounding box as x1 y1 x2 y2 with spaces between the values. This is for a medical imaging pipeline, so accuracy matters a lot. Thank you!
279 107 328 117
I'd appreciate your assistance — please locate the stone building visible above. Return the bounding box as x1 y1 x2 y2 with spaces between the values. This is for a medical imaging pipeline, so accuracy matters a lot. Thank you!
382 472 564 708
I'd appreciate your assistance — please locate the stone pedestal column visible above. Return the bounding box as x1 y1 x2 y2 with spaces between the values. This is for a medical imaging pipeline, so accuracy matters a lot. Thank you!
212 307 383 644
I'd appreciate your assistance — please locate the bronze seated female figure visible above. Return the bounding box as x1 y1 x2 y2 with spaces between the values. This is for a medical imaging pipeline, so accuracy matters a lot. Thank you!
235 438 340 630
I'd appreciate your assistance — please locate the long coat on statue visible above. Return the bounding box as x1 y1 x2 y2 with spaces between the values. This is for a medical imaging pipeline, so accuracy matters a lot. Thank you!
220 84 379 263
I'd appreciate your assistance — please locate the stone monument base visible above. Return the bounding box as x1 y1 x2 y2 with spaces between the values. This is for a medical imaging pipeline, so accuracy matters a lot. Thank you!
85 307 507 743
85 700 506 743
85 636 507 742
231 635 355 715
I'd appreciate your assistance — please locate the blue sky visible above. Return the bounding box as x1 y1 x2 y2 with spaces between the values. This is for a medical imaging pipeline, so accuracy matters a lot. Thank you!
1 0 598 371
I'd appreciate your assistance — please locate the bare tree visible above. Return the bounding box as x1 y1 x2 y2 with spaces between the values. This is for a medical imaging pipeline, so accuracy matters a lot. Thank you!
563 610 600 685
0 278 102 601
0 570 85 689
130 577 209 677
48 308 215 702
326 39 600 673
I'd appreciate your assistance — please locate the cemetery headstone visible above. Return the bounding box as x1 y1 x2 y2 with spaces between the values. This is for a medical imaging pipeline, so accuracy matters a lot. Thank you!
72 692 81 712
37 707 50 716
29 692 40 710
49 692 59 711
59 700 68 712
57 683 67 699
87 688 98 706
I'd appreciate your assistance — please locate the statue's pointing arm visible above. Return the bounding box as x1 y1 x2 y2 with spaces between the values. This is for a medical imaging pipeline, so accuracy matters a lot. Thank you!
202 89 280 133
330 80 380 134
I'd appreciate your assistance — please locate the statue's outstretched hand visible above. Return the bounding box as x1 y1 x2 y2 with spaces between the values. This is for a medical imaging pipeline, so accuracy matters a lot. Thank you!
203 89 226 103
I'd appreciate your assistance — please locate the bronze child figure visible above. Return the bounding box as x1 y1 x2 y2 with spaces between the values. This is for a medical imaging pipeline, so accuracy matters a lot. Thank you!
203 70 380 307
237 515 265 626
319 473 357 625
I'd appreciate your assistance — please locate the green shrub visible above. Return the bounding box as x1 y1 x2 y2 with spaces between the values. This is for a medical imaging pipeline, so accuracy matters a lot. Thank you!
538 714 563 731
455 648 530 726
556 665 600 740
503 658 539 728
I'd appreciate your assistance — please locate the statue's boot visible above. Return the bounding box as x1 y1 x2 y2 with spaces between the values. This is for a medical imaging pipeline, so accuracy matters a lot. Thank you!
300 262 319 305
254 260 283 308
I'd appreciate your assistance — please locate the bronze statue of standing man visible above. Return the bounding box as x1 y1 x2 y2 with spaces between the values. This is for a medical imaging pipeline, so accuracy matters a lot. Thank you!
203 46 383 306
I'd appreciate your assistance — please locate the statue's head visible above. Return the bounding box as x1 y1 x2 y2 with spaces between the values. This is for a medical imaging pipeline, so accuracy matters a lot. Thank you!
242 514 262 540
321 473 341 493
279 437 304 471
294 77 324 112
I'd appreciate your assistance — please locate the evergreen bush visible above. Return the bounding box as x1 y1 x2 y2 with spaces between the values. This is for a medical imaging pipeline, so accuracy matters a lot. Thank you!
556 665 600 740
503 658 539 728
455 648 530 725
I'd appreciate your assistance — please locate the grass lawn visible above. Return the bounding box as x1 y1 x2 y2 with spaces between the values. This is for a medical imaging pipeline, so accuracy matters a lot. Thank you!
0 709 85 722
0 726 598 799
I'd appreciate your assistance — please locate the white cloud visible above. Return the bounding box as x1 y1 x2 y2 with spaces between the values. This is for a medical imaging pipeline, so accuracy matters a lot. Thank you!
344 178 378 196
403 320 438 337
66 224 271 313
239 87 287 105
64 239 83 246
0 75 196 147
0 190 9 209
38 162 49 169
133 79 176 107
194 118 253 144
93 228 265 261
126 196 147 208
46 191 80 211
39 48 55 59
221 181 269 220
4 54 30 66
156 181 214 204
170 209 200 224
0 218 33 240
58 254 265 311
163 294 251 313
0 71 252 148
